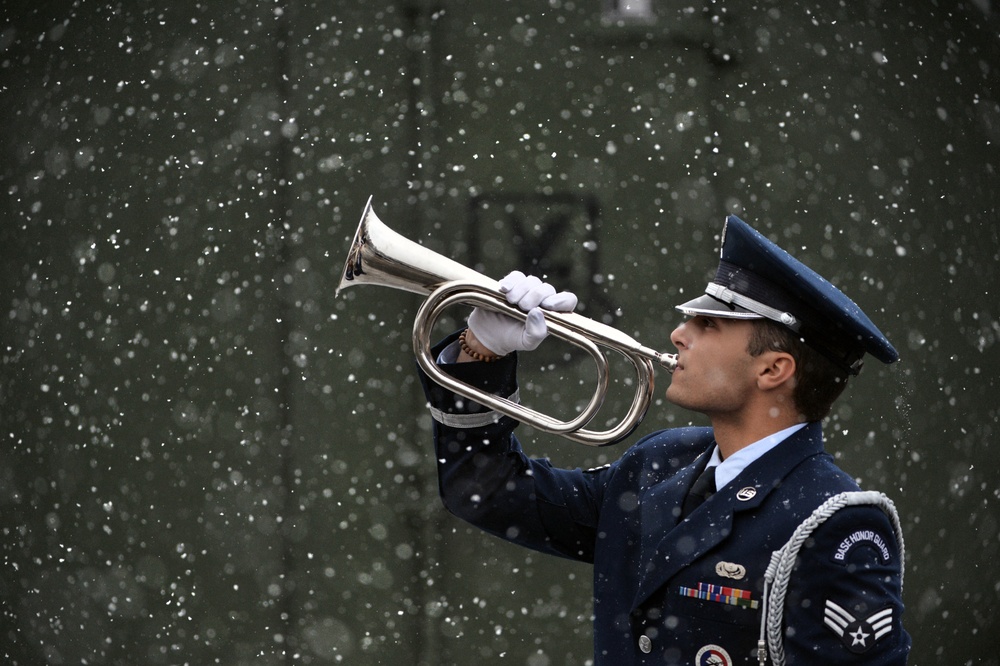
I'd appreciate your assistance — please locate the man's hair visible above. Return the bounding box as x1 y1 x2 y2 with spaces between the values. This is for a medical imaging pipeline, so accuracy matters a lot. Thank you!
746 319 850 422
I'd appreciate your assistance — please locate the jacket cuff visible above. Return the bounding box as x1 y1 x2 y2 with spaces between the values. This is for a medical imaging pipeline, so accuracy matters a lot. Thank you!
418 329 520 428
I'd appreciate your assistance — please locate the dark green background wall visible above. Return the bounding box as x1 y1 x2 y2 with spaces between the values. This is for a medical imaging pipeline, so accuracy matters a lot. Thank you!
3 1 998 664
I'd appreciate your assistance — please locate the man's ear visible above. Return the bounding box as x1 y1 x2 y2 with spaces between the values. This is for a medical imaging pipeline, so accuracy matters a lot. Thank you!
757 352 796 391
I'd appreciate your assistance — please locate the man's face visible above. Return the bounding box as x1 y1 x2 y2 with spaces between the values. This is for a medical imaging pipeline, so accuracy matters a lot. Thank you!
665 315 759 418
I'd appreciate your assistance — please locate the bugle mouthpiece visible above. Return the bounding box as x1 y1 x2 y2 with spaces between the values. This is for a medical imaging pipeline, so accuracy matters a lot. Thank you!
660 353 678 373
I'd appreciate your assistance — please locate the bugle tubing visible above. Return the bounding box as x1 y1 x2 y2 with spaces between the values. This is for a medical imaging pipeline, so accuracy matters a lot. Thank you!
337 196 677 446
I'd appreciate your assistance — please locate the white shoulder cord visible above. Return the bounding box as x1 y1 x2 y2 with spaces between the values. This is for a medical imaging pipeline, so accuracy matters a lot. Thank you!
757 491 905 666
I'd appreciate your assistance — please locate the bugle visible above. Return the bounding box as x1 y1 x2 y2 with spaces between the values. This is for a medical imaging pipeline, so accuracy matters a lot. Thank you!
337 196 677 446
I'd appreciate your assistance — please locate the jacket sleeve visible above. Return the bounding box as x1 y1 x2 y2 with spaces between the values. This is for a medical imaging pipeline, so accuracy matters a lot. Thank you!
417 330 607 563
781 504 912 665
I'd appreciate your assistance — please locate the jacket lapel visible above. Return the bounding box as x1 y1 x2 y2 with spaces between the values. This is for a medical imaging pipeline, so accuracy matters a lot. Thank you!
632 423 826 610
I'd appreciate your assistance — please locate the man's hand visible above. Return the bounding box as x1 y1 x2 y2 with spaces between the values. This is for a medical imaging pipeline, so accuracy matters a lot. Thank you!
462 271 578 360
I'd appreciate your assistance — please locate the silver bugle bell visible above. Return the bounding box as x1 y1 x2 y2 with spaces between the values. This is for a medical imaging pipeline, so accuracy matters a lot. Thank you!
337 196 677 446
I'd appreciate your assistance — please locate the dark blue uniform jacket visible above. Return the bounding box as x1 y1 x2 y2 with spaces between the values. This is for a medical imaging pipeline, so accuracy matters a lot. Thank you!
420 333 910 665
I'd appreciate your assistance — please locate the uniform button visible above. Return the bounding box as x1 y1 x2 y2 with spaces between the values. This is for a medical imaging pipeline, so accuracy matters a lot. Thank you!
638 635 652 653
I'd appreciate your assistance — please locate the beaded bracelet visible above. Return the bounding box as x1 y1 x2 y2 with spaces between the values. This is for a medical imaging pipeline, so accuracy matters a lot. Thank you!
459 329 502 362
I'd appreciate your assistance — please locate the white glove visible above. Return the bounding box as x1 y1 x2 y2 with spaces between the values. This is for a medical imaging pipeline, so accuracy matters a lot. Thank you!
467 271 578 356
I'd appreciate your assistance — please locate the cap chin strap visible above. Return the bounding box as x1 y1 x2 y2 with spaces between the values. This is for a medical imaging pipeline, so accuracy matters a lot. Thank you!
707 283 864 376
705 283 800 330
704 284 864 377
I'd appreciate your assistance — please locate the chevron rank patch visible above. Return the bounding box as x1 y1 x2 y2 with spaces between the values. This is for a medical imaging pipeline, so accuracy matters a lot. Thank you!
824 600 894 653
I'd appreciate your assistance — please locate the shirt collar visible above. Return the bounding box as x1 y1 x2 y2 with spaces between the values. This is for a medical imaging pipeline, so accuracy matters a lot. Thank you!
706 423 808 491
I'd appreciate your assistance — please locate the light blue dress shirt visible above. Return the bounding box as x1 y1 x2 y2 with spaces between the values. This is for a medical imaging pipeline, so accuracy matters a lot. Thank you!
705 422 808 490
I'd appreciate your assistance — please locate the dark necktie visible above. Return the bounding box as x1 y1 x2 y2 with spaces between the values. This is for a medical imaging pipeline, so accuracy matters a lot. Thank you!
681 464 717 519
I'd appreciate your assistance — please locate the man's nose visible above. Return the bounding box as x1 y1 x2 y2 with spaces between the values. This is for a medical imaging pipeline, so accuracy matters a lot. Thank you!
669 323 687 350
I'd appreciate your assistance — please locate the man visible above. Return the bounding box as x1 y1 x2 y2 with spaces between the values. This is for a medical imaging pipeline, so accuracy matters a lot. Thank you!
417 215 911 665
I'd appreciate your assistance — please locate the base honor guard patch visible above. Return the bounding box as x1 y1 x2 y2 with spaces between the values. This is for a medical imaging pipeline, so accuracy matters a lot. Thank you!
824 600 894 653
679 582 759 609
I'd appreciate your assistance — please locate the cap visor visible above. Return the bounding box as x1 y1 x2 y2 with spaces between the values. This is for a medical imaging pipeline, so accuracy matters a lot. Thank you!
675 293 764 319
